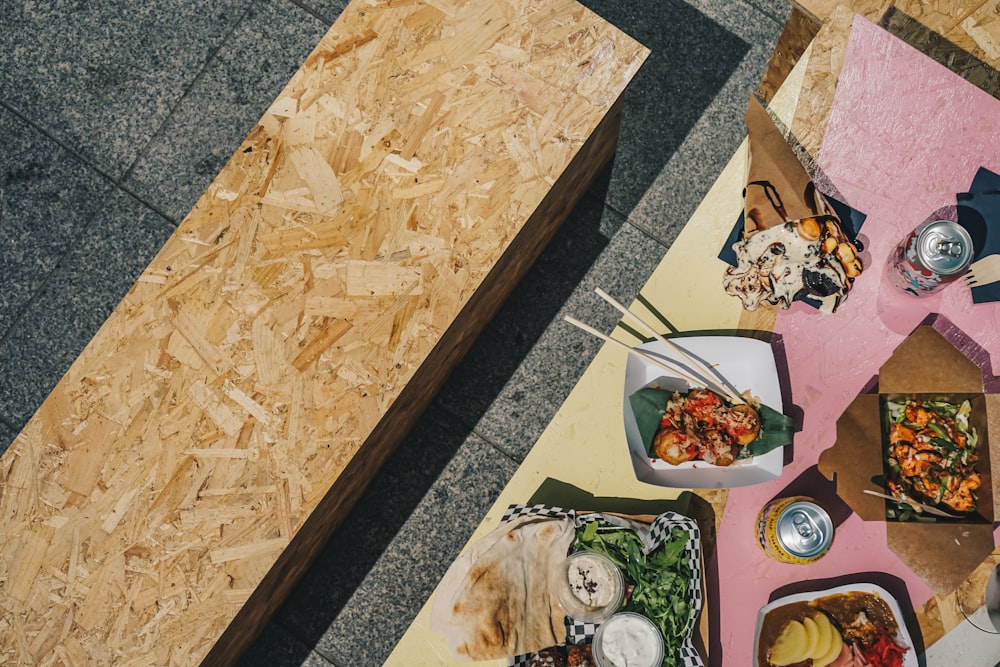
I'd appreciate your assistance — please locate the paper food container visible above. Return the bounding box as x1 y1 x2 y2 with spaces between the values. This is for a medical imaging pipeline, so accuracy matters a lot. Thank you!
753 583 918 667
502 504 706 667
819 324 998 593
622 335 789 489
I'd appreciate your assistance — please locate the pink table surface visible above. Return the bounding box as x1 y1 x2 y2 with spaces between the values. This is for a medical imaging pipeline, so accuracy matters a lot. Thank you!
716 15 1000 664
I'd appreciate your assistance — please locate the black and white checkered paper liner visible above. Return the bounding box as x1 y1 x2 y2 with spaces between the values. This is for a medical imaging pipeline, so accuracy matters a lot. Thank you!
504 503 704 667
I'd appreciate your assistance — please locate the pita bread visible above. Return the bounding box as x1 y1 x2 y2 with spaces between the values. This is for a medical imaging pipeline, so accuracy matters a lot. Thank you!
430 514 575 661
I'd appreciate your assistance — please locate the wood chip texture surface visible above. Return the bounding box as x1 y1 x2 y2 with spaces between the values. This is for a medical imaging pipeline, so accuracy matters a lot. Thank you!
0 0 648 663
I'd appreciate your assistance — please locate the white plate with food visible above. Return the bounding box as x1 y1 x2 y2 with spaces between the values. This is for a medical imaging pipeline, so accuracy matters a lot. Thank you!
622 335 787 488
753 583 917 667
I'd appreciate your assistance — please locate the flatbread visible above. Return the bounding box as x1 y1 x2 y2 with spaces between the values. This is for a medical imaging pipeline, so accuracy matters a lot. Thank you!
430 514 575 661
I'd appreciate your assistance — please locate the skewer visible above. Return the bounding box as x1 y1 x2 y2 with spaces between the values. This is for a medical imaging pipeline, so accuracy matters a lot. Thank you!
592 288 744 404
562 315 732 397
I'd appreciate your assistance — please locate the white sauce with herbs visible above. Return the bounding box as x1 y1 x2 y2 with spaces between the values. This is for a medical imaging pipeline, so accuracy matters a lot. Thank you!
568 554 617 607
598 614 662 667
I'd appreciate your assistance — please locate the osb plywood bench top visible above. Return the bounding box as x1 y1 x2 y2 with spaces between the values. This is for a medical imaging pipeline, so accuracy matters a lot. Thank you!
0 0 648 664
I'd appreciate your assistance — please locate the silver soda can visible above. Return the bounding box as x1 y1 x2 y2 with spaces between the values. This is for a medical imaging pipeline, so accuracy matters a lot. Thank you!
888 219 973 296
756 496 834 564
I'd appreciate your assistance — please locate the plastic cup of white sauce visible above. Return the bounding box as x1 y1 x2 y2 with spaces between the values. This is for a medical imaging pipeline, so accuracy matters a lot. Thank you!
592 612 665 667
555 551 625 623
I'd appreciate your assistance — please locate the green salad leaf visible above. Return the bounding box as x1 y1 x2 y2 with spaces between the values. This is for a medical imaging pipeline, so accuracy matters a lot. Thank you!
572 523 693 667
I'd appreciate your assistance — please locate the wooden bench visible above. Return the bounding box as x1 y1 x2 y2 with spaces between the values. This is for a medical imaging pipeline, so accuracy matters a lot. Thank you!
762 0 1000 109
0 1 648 664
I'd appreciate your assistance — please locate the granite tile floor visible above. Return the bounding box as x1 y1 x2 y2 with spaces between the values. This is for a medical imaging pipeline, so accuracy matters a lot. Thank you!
0 0 788 665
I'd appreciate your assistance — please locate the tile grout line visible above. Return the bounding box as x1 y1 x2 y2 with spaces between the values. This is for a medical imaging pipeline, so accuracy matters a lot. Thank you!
420 195 672 463
0 100 122 192
0 100 187 228
0 0 343 446
0 0 795 663
114 0 341 225
0 413 18 434
0 0 268 382
117 0 341 200
741 0 789 27
116 0 259 192
286 0 341 27
434 396 528 466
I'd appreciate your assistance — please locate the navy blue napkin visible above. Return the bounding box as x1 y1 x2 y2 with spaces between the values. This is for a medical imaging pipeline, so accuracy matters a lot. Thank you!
958 167 1000 304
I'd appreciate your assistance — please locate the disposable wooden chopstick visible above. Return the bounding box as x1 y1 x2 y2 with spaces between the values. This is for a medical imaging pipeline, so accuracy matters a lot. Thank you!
862 489 960 519
592 288 744 404
562 315 724 395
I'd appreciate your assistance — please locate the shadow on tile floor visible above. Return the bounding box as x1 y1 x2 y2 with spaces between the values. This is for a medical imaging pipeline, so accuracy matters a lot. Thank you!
577 0 750 217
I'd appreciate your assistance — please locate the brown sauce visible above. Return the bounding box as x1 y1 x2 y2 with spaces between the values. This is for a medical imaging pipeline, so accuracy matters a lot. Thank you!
757 592 899 666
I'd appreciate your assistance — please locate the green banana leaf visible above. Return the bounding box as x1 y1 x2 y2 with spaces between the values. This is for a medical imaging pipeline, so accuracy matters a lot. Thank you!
628 387 793 460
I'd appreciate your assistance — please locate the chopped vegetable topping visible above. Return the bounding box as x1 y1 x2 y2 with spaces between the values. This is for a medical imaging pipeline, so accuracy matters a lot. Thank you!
884 399 980 514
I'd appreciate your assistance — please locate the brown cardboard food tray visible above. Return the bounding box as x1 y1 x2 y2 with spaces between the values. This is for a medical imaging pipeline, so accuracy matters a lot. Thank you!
878 392 992 523
819 325 998 594
528 479 712 663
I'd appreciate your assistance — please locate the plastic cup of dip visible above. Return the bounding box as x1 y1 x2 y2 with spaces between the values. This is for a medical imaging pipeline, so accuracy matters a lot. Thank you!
592 612 665 667
555 551 624 623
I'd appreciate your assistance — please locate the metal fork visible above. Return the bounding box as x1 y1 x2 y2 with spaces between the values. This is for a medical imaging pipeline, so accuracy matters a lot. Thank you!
965 254 1000 287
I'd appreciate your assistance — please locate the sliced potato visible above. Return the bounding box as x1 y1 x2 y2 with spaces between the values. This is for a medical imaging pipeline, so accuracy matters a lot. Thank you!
769 620 808 666
801 615 821 659
810 612 834 659
812 619 844 667
803 613 837 660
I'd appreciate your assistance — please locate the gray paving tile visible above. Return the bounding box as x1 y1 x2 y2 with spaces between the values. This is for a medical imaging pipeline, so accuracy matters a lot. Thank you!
428 0 784 449
429 184 612 435
0 107 116 337
688 0 787 56
630 4 786 245
237 626 333 667
0 0 793 664
737 0 792 26
0 190 174 429
578 0 751 218
0 421 14 458
262 407 517 666
438 213 669 459
0 0 253 179
126 0 330 223
292 0 349 26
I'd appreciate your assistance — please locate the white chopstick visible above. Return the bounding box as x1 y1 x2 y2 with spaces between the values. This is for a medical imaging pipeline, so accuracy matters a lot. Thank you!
591 288 744 404
562 315 735 399
862 489 960 519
